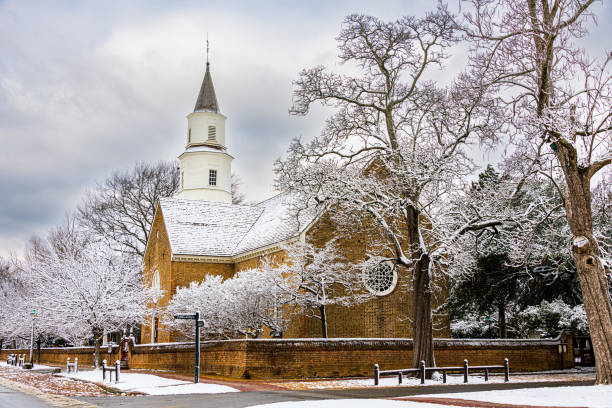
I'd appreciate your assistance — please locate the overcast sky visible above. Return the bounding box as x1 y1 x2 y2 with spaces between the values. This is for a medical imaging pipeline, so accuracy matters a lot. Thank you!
0 0 610 258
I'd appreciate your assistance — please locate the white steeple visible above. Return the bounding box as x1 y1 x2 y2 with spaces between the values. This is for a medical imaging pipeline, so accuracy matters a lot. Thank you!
178 50 233 203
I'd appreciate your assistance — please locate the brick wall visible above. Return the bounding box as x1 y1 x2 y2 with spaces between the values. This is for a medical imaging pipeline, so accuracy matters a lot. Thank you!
0 346 120 368
129 341 247 377
0 337 573 379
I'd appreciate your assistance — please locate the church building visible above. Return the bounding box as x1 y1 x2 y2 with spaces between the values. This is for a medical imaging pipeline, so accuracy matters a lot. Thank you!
141 58 450 344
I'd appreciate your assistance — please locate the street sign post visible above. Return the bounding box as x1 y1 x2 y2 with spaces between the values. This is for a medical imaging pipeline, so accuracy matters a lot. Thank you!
174 312 204 383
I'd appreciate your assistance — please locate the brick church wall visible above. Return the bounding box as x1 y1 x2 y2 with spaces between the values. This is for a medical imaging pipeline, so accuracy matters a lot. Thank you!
142 200 451 343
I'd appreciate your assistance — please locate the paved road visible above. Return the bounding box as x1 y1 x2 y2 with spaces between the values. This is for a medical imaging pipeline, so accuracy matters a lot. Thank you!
78 380 595 408
0 384 52 408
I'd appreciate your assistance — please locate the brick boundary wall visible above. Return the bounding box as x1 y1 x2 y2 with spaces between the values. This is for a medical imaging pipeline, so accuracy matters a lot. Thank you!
0 336 574 379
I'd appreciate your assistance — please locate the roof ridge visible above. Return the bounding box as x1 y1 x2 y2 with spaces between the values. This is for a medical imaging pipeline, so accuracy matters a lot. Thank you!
255 192 284 207
231 206 267 255
163 196 255 208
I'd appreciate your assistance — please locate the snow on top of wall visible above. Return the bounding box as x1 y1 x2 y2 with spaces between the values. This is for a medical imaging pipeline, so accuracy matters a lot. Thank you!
160 194 317 258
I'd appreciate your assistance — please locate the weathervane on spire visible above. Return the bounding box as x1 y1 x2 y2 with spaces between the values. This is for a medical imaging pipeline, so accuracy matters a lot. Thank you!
206 34 210 71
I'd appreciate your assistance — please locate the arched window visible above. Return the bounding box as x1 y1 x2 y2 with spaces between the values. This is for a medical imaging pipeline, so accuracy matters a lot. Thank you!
152 269 161 301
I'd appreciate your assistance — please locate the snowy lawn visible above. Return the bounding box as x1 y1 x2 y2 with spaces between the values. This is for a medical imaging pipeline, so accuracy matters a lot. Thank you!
411 385 612 408
62 369 238 395
269 369 595 390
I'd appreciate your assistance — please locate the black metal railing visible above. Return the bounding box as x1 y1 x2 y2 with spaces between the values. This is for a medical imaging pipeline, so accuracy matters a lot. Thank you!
374 358 509 385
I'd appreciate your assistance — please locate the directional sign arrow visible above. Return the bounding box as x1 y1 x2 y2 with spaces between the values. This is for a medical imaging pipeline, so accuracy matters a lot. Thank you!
197 320 205 327
174 314 197 320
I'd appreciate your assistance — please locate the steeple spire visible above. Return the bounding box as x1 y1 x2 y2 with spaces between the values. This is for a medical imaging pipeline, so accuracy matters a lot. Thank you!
206 34 210 71
194 37 219 113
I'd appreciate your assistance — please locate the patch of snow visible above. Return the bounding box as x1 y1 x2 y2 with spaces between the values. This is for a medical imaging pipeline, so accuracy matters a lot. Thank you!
415 385 612 408
133 382 238 395
62 369 238 395
250 400 449 408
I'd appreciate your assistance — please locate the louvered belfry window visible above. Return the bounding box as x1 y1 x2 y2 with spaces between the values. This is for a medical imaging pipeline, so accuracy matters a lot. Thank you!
209 169 217 186
208 125 216 140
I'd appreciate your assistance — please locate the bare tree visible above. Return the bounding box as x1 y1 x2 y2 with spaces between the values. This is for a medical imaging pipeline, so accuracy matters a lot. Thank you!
78 162 248 259
24 241 153 367
231 173 246 205
461 0 612 383
277 10 505 366
271 242 368 338
77 161 180 258
167 270 291 339
0 258 29 350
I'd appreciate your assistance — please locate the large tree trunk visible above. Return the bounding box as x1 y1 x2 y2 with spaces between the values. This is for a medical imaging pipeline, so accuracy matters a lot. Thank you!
558 144 612 384
498 301 507 339
319 305 328 338
407 206 435 368
92 328 103 369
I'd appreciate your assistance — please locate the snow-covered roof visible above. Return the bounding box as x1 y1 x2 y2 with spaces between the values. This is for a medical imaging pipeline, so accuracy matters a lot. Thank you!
159 194 317 258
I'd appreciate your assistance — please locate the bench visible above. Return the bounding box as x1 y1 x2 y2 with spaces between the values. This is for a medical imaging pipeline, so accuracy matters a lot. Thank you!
374 358 510 385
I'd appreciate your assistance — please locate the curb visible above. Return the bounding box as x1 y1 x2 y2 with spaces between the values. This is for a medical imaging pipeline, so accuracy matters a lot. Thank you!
0 375 98 407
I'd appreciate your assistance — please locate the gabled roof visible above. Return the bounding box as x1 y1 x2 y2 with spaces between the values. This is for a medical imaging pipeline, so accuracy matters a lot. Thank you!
233 194 315 255
159 194 318 258
194 64 219 113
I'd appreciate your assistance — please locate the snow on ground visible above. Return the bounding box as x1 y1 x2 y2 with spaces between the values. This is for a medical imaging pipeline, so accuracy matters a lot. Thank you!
0 362 55 370
414 385 612 408
250 385 612 408
250 400 450 408
62 369 238 395
269 369 595 390
0 363 112 397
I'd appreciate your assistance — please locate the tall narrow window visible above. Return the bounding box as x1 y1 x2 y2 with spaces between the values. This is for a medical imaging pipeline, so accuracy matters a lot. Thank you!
208 125 216 140
209 169 217 186
188 128 191 144
180 171 184 189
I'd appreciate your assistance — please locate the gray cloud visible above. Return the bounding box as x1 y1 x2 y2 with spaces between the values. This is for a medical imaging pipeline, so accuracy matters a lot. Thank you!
1 0 610 258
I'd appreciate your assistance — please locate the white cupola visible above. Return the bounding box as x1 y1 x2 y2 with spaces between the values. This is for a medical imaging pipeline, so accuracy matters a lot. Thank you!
178 60 233 203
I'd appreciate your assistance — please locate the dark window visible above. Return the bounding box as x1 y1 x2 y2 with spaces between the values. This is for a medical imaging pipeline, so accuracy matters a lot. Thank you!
209 169 217 186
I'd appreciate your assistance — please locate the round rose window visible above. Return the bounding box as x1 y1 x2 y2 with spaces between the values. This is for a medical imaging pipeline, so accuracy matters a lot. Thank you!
363 260 398 296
